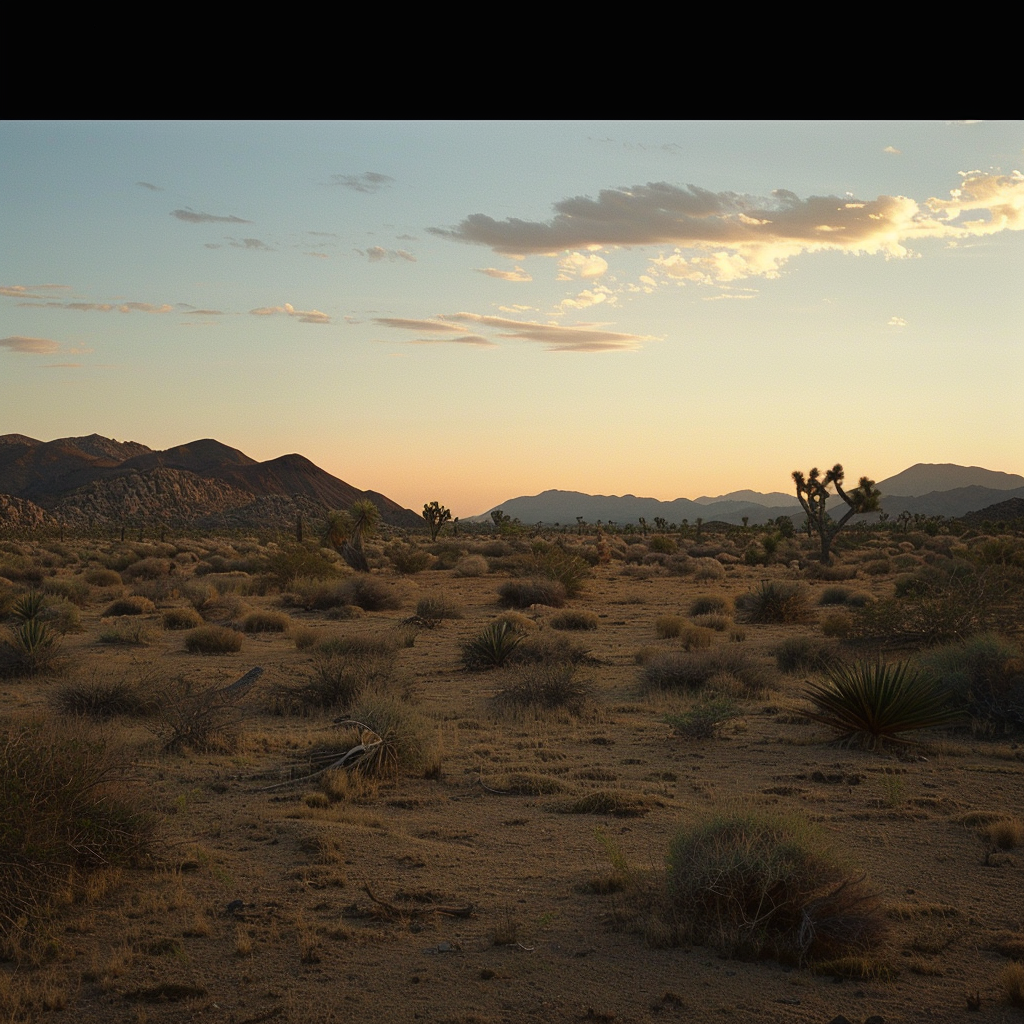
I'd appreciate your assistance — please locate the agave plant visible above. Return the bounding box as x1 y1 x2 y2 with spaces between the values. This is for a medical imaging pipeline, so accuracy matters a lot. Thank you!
802 660 961 748
461 621 523 670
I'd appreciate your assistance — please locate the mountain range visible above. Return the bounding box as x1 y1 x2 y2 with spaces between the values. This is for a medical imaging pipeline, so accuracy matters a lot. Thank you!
469 465 1024 527
0 434 422 531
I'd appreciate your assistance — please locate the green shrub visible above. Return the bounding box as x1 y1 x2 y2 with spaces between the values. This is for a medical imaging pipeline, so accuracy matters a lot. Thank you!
163 606 204 630
690 594 732 617
386 542 434 574
648 535 677 554
41 576 91 607
0 618 62 677
802 660 961 748
549 609 599 631
538 549 591 598
38 597 82 634
461 621 524 670
122 557 172 581
0 719 153 948
736 581 811 624
667 807 885 962
775 637 842 674
494 663 589 715
665 696 739 739
264 544 339 587
185 625 242 654
497 579 566 609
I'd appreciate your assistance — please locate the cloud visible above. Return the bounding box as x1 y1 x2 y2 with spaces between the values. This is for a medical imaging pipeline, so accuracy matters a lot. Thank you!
171 209 251 224
250 303 330 325
476 266 532 282
228 237 272 250
0 335 60 354
439 312 652 353
430 172 1024 283
559 286 617 311
373 317 468 333
362 246 416 263
1 284 70 299
557 252 609 280
883 146 901 155
54 302 174 314
136 181 162 191
331 171 394 193
887 316 908 327
407 335 497 348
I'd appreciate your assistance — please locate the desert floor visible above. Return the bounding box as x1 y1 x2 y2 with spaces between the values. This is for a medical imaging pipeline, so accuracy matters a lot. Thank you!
1 531 1023 1024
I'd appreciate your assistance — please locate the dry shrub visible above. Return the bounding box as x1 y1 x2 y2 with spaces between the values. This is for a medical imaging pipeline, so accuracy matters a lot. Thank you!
549 609 599 631
775 636 842 674
667 806 885 962
453 554 489 578
655 615 686 639
497 579 566 609
494 662 590 715
158 670 260 752
340 692 442 780
102 595 156 617
555 790 651 817
736 581 811 624
122 557 172 581
52 674 157 718
980 817 1024 850
461 620 524 670
339 577 404 612
184 625 242 654
641 647 776 696
385 542 434 574
415 593 464 625
508 632 592 667
84 568 122 587
692 557 726 581
690 593 732 616
1000 963 1024 1007
241 610 291 633
288 641 398 712
0 718 154 955
163 606 203 630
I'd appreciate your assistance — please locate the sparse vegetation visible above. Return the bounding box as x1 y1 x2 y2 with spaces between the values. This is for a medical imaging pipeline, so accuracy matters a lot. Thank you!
184 624 243 654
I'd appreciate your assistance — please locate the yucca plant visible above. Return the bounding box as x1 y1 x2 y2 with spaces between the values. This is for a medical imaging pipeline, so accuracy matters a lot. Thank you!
802 660 961 748
461 620 524 670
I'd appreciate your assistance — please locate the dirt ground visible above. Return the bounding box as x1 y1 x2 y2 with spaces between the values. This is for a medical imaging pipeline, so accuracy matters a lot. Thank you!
2 532 1023 1023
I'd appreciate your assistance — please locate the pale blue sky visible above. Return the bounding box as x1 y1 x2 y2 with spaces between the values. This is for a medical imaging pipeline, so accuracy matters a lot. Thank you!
1 120 1021 516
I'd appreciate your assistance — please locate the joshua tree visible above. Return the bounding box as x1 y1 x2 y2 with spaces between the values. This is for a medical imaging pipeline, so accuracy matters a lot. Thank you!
793 464 880 565
322 499 380 572
422 501 452 541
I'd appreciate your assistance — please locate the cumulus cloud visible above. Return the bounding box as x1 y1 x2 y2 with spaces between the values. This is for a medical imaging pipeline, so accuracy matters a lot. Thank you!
430 172 1024 283
476 266 532 282
172 209 251 224
331 171 394 193
883 146 901 155
0 335 60 354
557 252 609 280
559 286 617 311
888 316 908 326
250 303 331 324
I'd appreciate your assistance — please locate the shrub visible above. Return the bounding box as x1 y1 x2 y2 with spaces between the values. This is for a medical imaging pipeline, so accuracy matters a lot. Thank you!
264 544 339 587
667 807 885 962
497 579 566 609
41 576 91 608
415 593 464 625
549 609 599 631
736 581 811 624
802 660 962 748
102 595 156 617
655 615 686 639
385 542 434 575
916 632 1024 731
0 619 61 677
185 625 243 654
775 637 842 674
539 549 591 598
690 594 731 617
158 671 259 751
97 619 149 645
453 554 488 578
508 632 592 667
640 647 776 696
52 676 156 718
339 577 403 612
0 719 153 948
494 662 590 715
648 535 677 554
338 692 441 780
291 648 397 713
241 610 291 633
665 696 739 739
461 621 523 670
692 557 726 581
163 606 204 630
122 557 172 581
692 613 730 632
84 567 123 588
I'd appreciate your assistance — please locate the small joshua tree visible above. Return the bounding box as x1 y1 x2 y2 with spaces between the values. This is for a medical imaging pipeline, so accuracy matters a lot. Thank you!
422 501 452 541
793 465 880 565
322 500 380 573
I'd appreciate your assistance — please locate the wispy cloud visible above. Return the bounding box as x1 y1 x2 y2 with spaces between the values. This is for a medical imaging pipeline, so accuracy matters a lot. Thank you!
250 303 331 325
362 246 416 263
407 335 497 348
228 237 272 250
476 266 532 282
0 284 70 299
56 302 174 314
438 312 653 353
373 318 468 333
331 172 394 193
430 171 1024 284
0 335 60 354
136 181 162 191
887 316 908 327
172 209 251 224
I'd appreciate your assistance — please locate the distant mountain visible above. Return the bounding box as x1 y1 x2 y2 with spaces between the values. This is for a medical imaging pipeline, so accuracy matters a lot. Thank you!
0 434 421 530
876 463 1024 496
474 464 1023 527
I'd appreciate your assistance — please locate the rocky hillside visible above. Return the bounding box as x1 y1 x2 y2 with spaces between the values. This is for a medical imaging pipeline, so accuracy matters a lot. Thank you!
0 434 421 531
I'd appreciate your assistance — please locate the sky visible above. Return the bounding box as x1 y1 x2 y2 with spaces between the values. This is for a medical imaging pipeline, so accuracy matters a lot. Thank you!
1 120 1022 519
